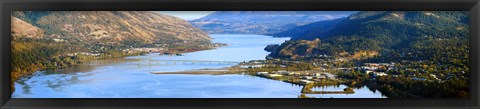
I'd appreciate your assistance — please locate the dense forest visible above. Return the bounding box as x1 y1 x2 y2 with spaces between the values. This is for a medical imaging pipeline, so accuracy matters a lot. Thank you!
268 11 468 61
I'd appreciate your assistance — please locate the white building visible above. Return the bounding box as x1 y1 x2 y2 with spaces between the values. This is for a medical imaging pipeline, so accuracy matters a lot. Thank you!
412 77 427 81
365 70 374 75
267 74 283 77
362 66 378 70
256 72 268 76
300 80 314 84
302 76 313 80
241 64 264 68
277 70 289 75
373 72 387 77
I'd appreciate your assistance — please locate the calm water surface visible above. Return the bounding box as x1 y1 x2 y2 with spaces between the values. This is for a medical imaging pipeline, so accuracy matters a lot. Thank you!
12 34 386 98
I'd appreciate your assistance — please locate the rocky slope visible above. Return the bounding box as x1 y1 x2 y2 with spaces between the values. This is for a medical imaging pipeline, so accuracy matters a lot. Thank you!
12 11 211 44
11 17 44 39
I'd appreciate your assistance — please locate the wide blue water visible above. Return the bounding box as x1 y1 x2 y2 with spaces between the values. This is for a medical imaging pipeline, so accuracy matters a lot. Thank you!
12 34 386 98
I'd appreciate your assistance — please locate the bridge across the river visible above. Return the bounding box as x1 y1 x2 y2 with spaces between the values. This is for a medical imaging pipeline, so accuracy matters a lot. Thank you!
89 59 241 65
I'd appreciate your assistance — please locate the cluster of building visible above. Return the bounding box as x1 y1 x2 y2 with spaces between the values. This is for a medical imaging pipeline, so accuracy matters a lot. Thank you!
52 38 68 42
242 60 452 83
240 64 265 69
239 60 270 68
66 52 101 57
256 72 282 78
360 63 395 71
410 74 441 81
358 63 395 77
358 62 445 81
64 47 161 58
256 70 338 85
122 47 165 54
364 70 388 77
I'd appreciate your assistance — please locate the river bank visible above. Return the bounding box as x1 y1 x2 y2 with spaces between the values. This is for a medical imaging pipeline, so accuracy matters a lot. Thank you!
10 43 226 92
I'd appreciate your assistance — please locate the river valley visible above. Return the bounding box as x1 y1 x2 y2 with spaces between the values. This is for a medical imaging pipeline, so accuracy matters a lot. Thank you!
12 34 386 98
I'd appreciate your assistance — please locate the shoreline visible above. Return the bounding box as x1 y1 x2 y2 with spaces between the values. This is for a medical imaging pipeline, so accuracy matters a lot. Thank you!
11 43 228 92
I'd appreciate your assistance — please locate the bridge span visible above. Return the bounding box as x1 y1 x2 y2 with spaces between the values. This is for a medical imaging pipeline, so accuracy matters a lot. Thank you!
89 59 241 65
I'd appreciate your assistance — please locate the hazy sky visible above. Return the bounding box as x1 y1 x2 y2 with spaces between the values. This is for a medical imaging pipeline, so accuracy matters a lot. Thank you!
155 11 215 20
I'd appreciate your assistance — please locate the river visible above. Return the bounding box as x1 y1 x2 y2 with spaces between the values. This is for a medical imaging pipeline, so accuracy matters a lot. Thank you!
12 34 386 98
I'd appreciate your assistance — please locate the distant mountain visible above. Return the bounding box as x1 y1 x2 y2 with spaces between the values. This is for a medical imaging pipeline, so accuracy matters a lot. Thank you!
189 11 356 34
267 11 469 61
270 18 346 38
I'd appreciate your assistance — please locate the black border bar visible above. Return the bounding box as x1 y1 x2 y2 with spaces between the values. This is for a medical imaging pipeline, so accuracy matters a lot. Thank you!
1 0 479 109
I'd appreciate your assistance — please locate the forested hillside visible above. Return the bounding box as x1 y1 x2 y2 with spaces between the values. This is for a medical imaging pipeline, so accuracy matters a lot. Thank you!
267 11 469 98
268 11 468 60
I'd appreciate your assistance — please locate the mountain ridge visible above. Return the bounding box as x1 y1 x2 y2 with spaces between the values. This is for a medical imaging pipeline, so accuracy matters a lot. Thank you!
190 11 357 34
12 11 211 44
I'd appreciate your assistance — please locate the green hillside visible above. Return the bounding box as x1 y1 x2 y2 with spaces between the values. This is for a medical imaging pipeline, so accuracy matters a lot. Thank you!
267 11 469 98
